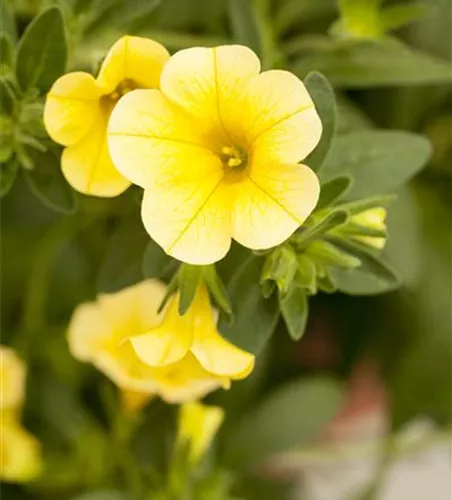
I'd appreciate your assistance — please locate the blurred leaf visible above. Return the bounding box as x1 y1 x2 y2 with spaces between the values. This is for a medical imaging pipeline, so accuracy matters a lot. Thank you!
72 492 128 500
16 6 67 93
0 76 15 115
304 71 337 172
23 148 76 214
73 0 97 15
228 0 263 57
275 0 336 34
293 39 452 87
142 238 177 280
224 377 343 469
0 160 18 197
178 264 203 314
261 246 298 295
317 176 352 210
279 286 308 340
380 2 428 31
336 96 374 134
0 34 14 70
97 214 148 294
321 130 432 199
219 257 279 354
0 1 17 41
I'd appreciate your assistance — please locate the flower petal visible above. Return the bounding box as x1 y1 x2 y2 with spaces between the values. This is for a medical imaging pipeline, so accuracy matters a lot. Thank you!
67 302 112 363
189 286 255 378
130 295 193 367
62 109 130 197
44 72 102 146
141 174 232 265
99 280 166 341
97 36 170 93
160 45 260 139
0 347 26 410
108 89 217 188
246 70 322 164
150 353 228 404
232 163 320 249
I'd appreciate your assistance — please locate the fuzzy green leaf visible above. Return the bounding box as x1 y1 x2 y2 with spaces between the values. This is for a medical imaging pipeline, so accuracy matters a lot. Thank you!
280 286 309 340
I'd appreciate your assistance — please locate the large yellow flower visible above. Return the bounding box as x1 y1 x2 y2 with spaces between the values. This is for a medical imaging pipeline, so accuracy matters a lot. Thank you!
108 45 322 264
68 280 254 403
44 36 170 197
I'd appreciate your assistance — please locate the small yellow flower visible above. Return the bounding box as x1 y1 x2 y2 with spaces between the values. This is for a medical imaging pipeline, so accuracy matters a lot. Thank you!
351 207 387 250
177 401 224 463
108 45 322 264
68 280 254 403
44 36 170 197
1 412 42 483
0 347 26 410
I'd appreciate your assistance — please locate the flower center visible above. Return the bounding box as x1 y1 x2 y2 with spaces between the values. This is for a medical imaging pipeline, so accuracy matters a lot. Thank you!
108 78 137 101
220 145 248 171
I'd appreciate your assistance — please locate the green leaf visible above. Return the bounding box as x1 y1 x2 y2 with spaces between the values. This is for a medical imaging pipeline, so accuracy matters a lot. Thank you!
16 6 67 93
380 2 428 31
142 238 177 281
228 0 263 58
97 214 148 294
178 264 203 315
275 0 336 34
304 71 337 172
219 257 279 354
317 176 353 210
305 240 361 269
330 241 401 294
321 131 432 199
224 377 343 469
0 160 18 197
0 76 15 115
293 209 349 247
293 39 452 87
279 286 309 340
0 34 14 70
0 1 17 42
203 265 232 316
23 148 76 214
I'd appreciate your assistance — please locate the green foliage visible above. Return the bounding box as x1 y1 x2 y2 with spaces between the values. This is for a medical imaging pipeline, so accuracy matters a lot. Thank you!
223 377 343 469
16 6 67 93
321 130 432 198
293 39 452 87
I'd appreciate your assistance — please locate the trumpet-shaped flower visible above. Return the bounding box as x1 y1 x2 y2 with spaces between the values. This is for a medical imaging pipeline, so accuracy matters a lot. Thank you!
177 402 224 463
108 45 322 264
68 280 254 403
44 36 170 197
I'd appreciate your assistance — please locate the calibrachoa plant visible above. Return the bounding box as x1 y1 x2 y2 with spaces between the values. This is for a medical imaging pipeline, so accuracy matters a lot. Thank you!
1 1 448 499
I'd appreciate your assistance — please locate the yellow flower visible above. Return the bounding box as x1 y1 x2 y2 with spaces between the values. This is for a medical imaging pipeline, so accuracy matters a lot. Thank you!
0 347 42 483
68 280 254 403
1 412 42 483
108 45 322 264
351 207 387 250
0 347 26 410
177 402 224 463
44 36 170 197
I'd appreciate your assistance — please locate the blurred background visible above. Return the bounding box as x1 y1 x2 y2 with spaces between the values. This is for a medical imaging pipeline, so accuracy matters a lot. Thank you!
1 0 451 499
